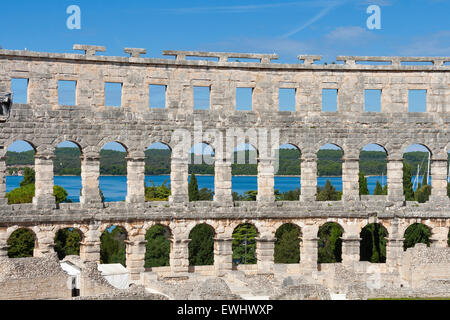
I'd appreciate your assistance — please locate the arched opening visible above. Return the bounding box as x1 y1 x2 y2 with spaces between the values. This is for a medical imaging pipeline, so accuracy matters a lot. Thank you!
100 142 127 202
359 144 388 195
188 224 215 266
232 223 258 265
5 140 35 204
145 224 172 268
274 223 301 264
403 223 431 251
54 141 82 203
317 222 343 263
274 144 301 201
232 143 258 201
403 144 432 203
360 223 388 263
317 144 343 201
7 228 36 258
188 143 214 201
145 142 171 201
100 225 127 267
54 228 83 260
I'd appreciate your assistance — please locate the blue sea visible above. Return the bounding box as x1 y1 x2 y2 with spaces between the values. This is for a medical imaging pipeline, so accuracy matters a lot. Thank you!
5 175 423 203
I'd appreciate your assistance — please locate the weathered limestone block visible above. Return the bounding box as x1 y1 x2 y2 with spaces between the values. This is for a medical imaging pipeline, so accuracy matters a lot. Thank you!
0 157 7 205
341 236 362 266
214 237 233 276
169 158 188 203
342 158 359 202
126 156 145 203
300 225 319 273
257 158 275 202
33 155 56 207
300 156 317 202
170 238 190 273
125 238 147 282
80 156 102 205
429 158 449 202
256 237 275 274
386 237 405 271
214 161 232 203
387 158 405 203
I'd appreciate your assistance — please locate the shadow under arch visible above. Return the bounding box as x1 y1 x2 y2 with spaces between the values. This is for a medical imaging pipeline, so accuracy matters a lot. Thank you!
360 223 388 263
54 227 84 260
274 223 301 264
317 222 343 263
7 227 36 258
145 224 172 268
188 223 215 266
403 223 431 251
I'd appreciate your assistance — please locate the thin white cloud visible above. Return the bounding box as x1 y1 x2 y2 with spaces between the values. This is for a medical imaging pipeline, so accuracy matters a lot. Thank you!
279 0 347 39
326 26 373 41
397 31 450 56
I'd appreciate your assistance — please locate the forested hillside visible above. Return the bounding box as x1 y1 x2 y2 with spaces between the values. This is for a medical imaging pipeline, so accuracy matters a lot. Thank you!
5 148 436 177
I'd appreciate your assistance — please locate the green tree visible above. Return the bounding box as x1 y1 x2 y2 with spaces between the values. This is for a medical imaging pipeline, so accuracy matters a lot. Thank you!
318 222 343 263
145 179 171 201
188 224 214 266
373 181 383 195
359 172 369 195
100 226 127 266
7 228 35 258
317 180 341 201
188 173 200 201
414 184 431 203
54 228 81 260
403 223 431 250
232 224 258 264
20 167 35 187
403 162 415 201
198 188 214 201
274 224 300 263
145 225 171 268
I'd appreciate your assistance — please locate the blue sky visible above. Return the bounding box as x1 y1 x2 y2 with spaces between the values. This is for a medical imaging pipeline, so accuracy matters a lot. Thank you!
3 0 448 152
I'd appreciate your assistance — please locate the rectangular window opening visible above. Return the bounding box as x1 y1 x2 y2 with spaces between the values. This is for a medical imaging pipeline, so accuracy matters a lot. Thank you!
408 89 427 112
279 88 296 112
149 84 166 109
104 82 122 107
364 89 381 112
236 87 253 111
322 89 338 112
11 78 28 104
193 86 210 110
58 80 76 106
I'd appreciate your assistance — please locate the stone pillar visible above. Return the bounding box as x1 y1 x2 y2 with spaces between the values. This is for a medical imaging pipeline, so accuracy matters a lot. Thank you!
126 156 145 203
0 156 7 205
387 157 405 203
300 155 317 202
300 225 318 273
80 156 102 205
125 238 147 282
257 158 275 202
430 226 449 248
214 237 233 276
341 236 362 266
33 155 56 206
34 228 55 257
429 157 449 203
214 161 233 203
169 238 190 273
80 223 101 263
0 228 9 258
256 237 275 274
342 158 359 202
169 158 189 203
386 237 405 271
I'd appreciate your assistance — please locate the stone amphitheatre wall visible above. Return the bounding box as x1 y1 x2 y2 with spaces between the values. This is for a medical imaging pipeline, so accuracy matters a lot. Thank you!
0 45 448 287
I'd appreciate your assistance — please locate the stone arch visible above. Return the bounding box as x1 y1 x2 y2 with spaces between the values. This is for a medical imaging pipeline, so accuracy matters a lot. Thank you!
99 225 128 267
51 137 86 154
99 141 128 202
232 143 259 201
360 223 388 263
232 223 259 265
144 224 172 268
188 142 215 201
188 223 215 266
317 221 344 263
7 227 37 258
145 142 172 202
402 144 432 203
403 223 432 251
274 223 302 264
359 143 388 196
274 143 301 201
54 227 84 260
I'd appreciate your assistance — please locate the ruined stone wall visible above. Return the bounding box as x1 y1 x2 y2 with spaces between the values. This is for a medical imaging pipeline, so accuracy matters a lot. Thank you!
0 45 448 283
